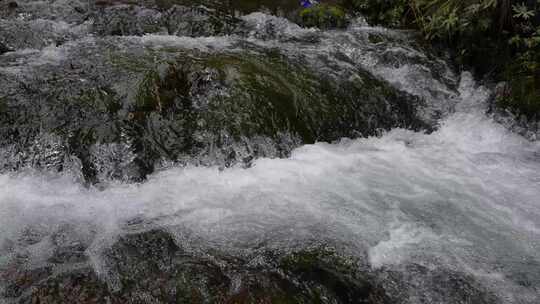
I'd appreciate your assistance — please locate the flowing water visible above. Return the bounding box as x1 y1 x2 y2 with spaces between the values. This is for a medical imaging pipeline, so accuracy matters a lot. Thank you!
1 1 539 303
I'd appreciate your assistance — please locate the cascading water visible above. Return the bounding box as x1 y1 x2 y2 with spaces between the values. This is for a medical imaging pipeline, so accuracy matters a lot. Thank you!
1 1 539 303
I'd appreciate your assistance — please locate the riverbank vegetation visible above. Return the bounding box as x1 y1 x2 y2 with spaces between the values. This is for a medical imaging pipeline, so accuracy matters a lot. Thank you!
307 0 539 119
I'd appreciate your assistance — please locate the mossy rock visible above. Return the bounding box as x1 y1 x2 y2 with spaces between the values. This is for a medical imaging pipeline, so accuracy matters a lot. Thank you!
122 50 427 170
0 44 429 183
299 4 347 29
280 249 391 303
4 225 499 304
12 228 390 303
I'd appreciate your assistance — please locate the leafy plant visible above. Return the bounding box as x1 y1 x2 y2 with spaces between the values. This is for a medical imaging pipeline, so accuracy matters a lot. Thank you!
513 3 535 20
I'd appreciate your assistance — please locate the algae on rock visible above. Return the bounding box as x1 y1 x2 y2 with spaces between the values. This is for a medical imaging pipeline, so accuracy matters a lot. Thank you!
299 4 347 29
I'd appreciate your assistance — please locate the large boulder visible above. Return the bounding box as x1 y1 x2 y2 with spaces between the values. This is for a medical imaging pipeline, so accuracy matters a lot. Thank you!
0 40 429 182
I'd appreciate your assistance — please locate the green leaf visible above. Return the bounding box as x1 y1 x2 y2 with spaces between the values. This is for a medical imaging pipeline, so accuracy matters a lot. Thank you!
513 3 535 20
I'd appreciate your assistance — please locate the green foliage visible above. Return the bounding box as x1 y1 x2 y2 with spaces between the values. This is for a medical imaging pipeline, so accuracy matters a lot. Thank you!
299 4 347 29
346 0 410 27
499 44 540 118
513 2 536 19
346 0 540 118
410 0 499 39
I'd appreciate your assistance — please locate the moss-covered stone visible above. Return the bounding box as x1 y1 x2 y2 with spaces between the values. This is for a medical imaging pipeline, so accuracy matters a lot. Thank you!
280 248 390 304
0 39 429 183
10 229 390 304
3 225 499 304
299 4 347 29
122 50 427 171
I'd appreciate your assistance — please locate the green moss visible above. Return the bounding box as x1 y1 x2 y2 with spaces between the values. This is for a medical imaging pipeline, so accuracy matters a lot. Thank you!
108 50 162 73
205 53 324 141
299 4 347 29
76 87 123 115
136 50 425 141
135 71 162 112
132 60 193 114
368 33 385 44
279 248 388 303
103 49 425 172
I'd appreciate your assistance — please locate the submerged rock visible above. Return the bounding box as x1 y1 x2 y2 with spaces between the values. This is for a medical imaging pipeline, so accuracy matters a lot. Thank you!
1 227 498 304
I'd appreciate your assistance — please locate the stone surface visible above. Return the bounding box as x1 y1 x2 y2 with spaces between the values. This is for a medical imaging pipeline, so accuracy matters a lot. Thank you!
1 227 499 304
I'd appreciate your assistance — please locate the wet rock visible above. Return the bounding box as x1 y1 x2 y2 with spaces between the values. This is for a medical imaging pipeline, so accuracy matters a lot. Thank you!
0 18 89 50
0 0 89 23
1 223 504 304
92 5 165 36
164 5 238 36
0 41 430 182
0 0 456 185
96 50 427 177
95 0 137 7
101 229 231 303
279 249 391 303
4 228 391 303
91 4 238 37
152 0 300 17
298 4 348 29
73 5 87 14
47 225 94 264
2 267 53 298
375 264 501 304
99 231 389 304
25 268 112 304
0 42 11 54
